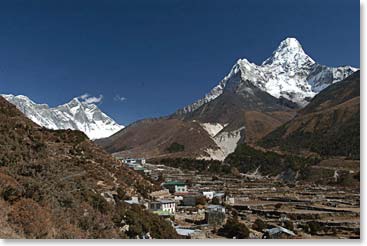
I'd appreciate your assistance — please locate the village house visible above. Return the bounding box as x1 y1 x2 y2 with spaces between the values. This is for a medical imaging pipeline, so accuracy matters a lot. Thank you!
149 189 171 200
149 199 176 215
173 192 185 203
262 226 296 239
225 196 249 205
202 191 214 200
143 169 152 175
175 227 203 239
124 196 149 208
162 181 188 193
174 192 199 204
213 192 226 202
119 157 146 165
124 196 139 205
182 193 204 206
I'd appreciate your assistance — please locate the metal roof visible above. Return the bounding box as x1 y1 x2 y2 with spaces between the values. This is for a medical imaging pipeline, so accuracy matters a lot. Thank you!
163 181 186 186
265 226 295 236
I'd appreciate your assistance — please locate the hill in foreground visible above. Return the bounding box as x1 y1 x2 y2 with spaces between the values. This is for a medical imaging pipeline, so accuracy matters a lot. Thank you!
0 96 179 239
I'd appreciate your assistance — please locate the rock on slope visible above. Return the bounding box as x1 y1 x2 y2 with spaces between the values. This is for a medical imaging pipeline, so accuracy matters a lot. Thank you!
259 71 360 159
0 96 179 239
1 94 123 140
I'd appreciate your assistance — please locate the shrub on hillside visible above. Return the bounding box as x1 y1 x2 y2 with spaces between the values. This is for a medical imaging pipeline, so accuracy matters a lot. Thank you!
218 218 250 239
165 142 185 153
0 173 23 201
283 220 294 231
308 221 322 235
7 199 52 238
113 204 181 239
252 218 267 232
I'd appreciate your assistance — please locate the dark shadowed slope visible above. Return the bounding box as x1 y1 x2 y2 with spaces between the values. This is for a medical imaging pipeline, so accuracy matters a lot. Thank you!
259 71 360 159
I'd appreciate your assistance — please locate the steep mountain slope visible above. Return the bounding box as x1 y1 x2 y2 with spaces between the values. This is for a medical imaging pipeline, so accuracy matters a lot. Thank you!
259 71 360 159
97 38 357 161
96 118 219 159
0 96 179 239
173 87 296 159
176 38 357 115
1 94 123 140
96 94 294 161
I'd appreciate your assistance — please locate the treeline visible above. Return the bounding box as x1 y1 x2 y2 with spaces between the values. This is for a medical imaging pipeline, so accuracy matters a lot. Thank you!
224 144 320 176
150 158 232 174
165 142 185 153
259 111 360 160
151 145 319 178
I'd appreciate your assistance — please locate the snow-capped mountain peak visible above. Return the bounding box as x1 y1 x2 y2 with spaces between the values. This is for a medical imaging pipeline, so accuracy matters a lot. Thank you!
177 37 358 114
262 37 315 66
1 94 124 139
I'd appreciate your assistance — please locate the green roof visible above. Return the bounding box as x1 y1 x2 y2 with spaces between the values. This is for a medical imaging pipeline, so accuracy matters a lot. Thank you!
163 181 186 186
152 210 173 216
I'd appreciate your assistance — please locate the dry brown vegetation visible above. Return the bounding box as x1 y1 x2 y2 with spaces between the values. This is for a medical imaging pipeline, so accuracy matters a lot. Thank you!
0 97 179 239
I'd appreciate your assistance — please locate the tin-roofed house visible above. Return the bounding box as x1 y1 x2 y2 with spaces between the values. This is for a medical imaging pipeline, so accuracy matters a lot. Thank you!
202 191 215 200
162 181 188 193
262 226 296 239
181 192 204 206
149 199 176 215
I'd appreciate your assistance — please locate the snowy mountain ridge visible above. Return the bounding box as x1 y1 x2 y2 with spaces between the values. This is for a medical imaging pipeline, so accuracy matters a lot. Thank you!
1 94 124 139
177 37 358 114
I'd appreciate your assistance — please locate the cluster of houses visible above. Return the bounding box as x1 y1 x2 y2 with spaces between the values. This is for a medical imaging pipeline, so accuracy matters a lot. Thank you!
147 180 227 227
116 157 299 239
116 157 152 176
116 157 227 228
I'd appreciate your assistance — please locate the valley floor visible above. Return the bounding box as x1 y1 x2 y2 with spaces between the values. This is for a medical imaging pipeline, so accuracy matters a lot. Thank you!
141 161 360 239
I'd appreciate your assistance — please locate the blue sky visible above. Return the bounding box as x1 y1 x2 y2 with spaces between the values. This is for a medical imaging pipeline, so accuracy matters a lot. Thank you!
0 0 359 125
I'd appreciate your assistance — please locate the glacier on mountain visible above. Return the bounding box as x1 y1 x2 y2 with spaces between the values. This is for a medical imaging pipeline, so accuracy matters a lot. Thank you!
1 94 124 139
178 37 358 114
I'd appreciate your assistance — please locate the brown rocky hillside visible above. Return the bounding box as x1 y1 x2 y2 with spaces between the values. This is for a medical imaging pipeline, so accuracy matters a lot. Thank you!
96 118 219 159
0 96 179 239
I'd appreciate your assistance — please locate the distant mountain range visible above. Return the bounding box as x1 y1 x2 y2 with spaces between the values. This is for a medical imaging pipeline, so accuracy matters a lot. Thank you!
2 37 358 160
97 37 358 160
1 94 123 139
